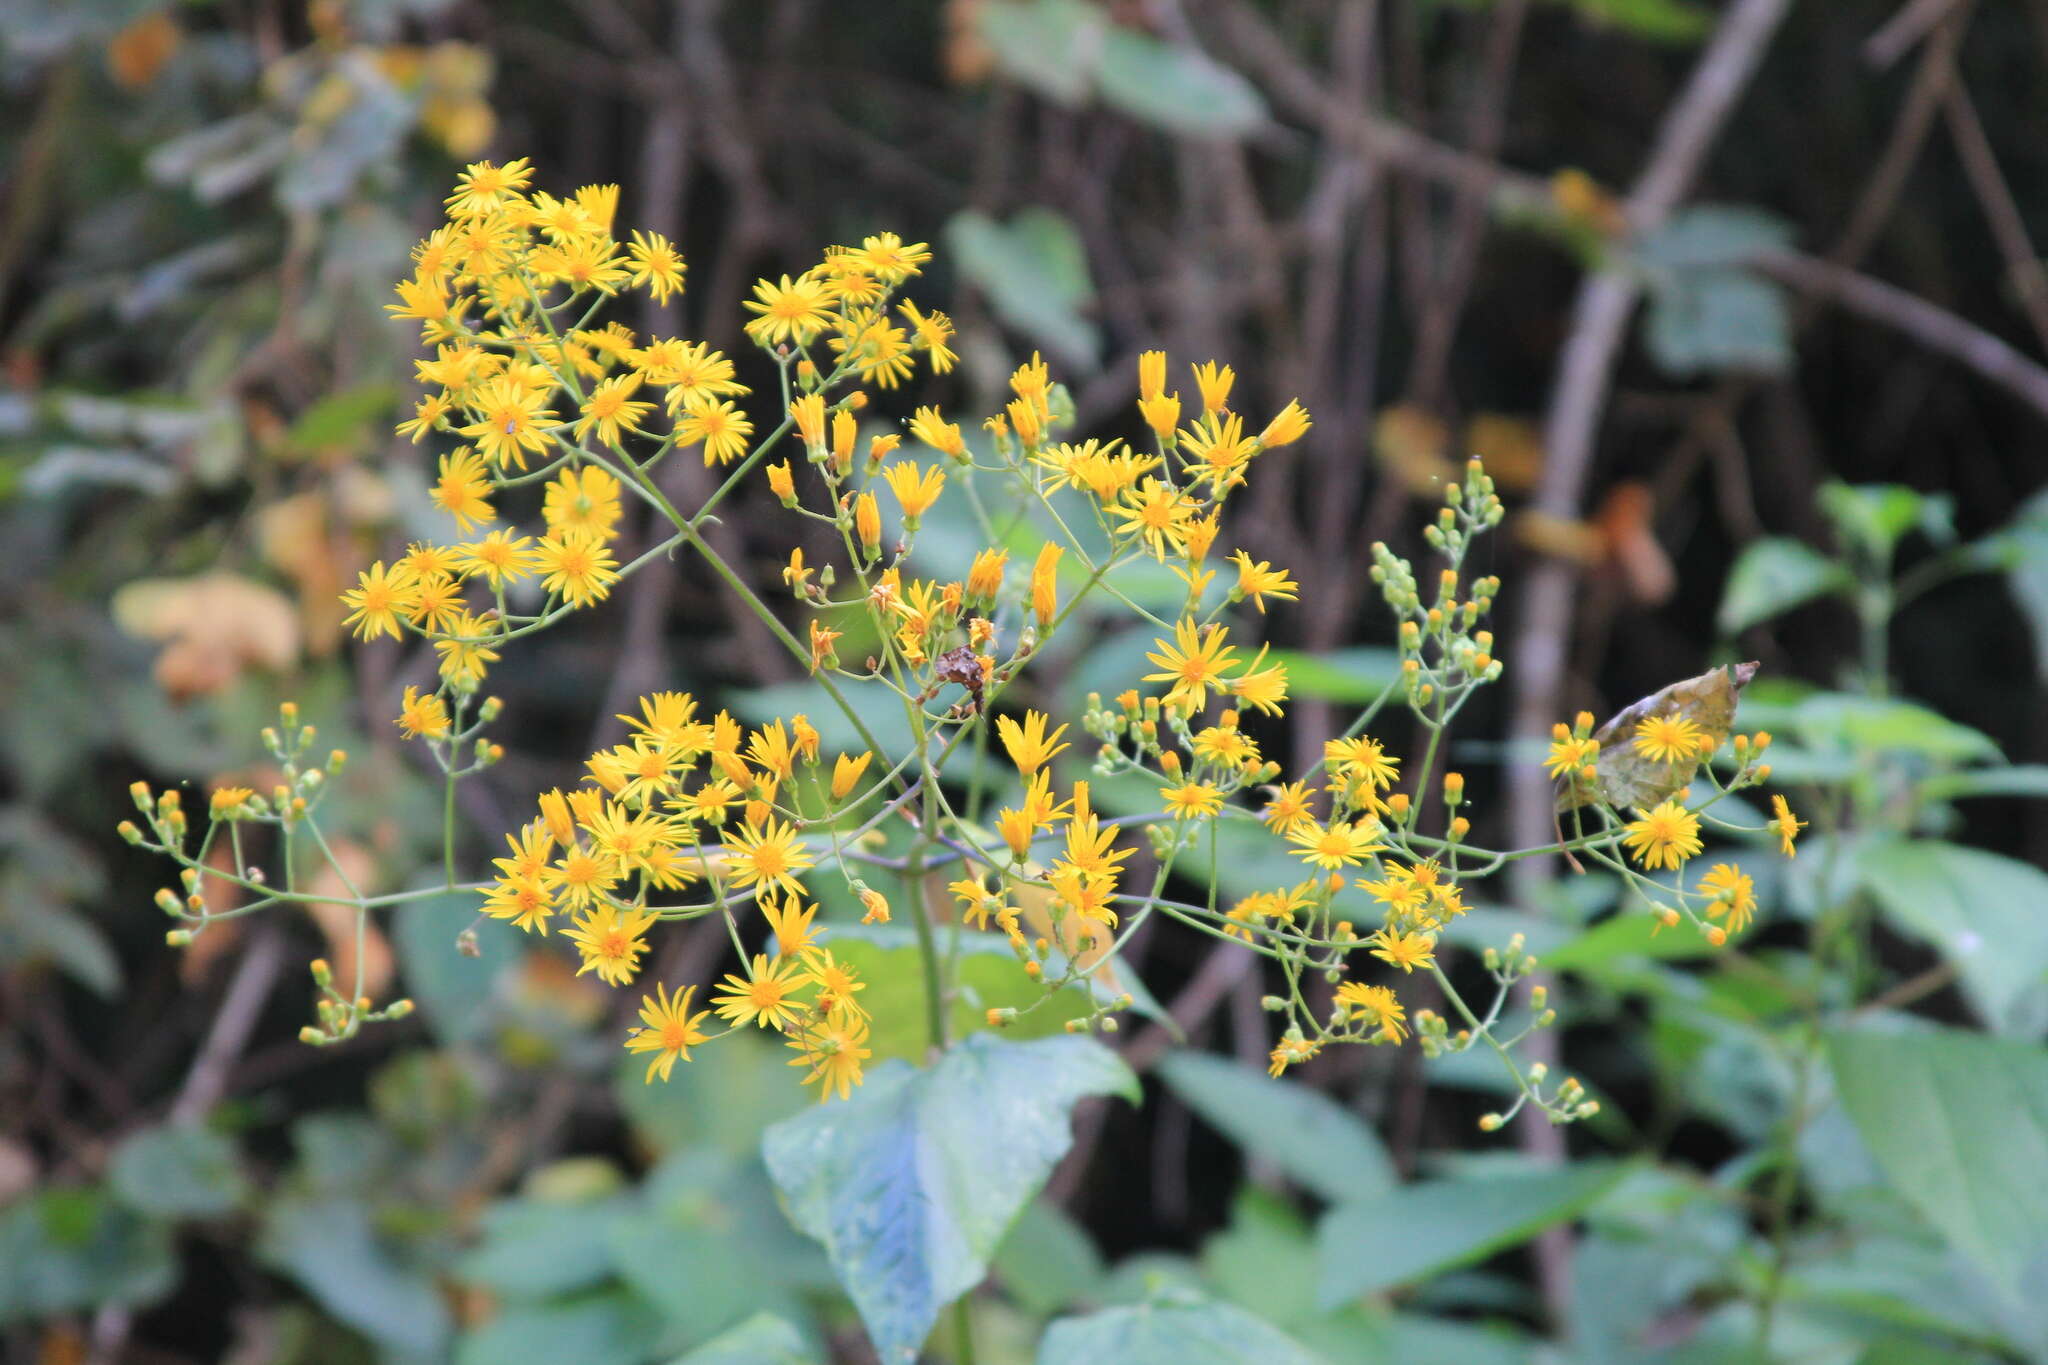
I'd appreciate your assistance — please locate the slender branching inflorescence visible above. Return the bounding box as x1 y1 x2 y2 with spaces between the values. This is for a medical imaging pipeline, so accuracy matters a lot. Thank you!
123 159 1802 1125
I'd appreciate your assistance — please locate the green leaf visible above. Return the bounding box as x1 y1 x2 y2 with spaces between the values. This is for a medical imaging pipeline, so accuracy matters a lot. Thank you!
974 0 1099 105
946 208 1100 367
1317 1162 1629 1307
1157 1051 1395 1203
1819 482 1952 563
1826 1026 2048 1297
455 1196 631 1299
394 888 523 1044
762 1033 1137 1363
1039 1296 1327 1365
665 1313 820 1365
1200 1189 1322 1328
1644 268 1791 378
1792 693 2002 765
1637 206 1793 269
822 924 1094 1062
992 1198 1106 1314
1266 648 1402 704
1980 488 2048 676
615 1027 808 1158
258 1196 451 1356
1569 0 1713 43
282 382 396 456
0 1189 177 1324
1717 538 1851 634
609 1149 829 1341
1543 909 1722 972
108 1124 248 1219
1919 765 2048 802
1095 29 1266 138
1858 842 2048 1035
453 1289 664 1365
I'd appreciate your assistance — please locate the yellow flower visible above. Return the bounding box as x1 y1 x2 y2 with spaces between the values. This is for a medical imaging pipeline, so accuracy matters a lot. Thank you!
761 894 820 957
1368 929 1436 973
855 491 882 555
454 530 542 588
1768 794 1804 858
543 464 624 539
1624 799 1703 871
859 888 890 924
966 548 1007 604
1288 819 1384 869
481 875 555 935
405 573 466 635
626 983 710 1083
713 953 809 1030
1191 360 1235 414
531 235 631 295
543 844 621 913
1326 736 1400 791
1179 411 1253 489
573 374 653 448
627 229 686 304
810 618 842 670
1633 715 1707 765
767 460 797 505
1138 392 1181 439
908 405 965 459
996 710 1069 775
743 272 834 346
445 157 533 217
1261 781 1316 835
800 947 869 1022
342 561 420 641
787 1011 871 1102
1229 552 1298 613
1114 478 1196 559
1144 617 1241 713
1699 862 1756 934
434 616 500 686
855 232 931 283
460 377 557 470
1138 350 1167 402
725 816 814 895
1268 1033 1319 1077
1031 543 1063 628
1230 645 1289 717
1162 781 1224 820
675 394 754 466
564 904 656 987
1334 982 1408 1042
1258 400 1312 448
535 530 620 607
430 447 496 531
882 462 946 525
897 300 957 373
1544 726 1600 780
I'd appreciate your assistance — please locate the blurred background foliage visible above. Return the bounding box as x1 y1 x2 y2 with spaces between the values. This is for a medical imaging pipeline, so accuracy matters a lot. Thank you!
3 0 2048 1361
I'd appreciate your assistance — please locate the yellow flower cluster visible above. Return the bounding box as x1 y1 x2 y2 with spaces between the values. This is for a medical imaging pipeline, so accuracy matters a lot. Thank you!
478 689 877 1099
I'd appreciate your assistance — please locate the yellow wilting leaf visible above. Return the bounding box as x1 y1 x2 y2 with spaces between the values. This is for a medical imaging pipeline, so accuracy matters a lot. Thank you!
1558 662 1760 813
1464 413 1544 493
1373 404 1458 496
106 9 180 91
112 573 302 699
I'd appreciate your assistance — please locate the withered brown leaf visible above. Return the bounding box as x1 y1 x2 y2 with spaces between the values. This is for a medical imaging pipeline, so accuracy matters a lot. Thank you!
1557 661 1760 813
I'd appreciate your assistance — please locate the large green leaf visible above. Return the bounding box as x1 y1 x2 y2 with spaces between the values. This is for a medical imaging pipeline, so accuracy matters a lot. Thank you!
394 888 523 1045
1793 693 2001 765
1858 842 2048 1035
974 0 1097 105
1919 765 2048 802
1544 908 1724 972
1976 487 2048 675
1717 538 1850 634
665 1312 819 1365
108 1124 248 1220
257 1196 451 1356
762 1033 1137 1363
453 1289 664 1365
1644 268 1791 378
946 208 1100 367
0 1188 176 1324
454 1195 631 1299
822 923 1093 1062
1267 648 1402 704
1827 1026 2048 1298
1157 1051 1394 1203
1095 29 1266 138
1038 1297 1326 1365
991 1198 1106 1314
1317 1162 1629 1307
